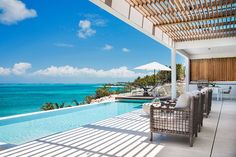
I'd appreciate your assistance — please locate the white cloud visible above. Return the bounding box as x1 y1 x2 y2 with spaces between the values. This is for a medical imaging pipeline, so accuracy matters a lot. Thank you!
0 62 31 76
122 48 130 52
0 67 11 76
12 62 32 75
102 44 113 51
0 63 145 83
0 0 37 25
82 14 107 27
33 66 142 79
54 43 74 48
77 20 96 39
77 14 107 39
94 19 107 27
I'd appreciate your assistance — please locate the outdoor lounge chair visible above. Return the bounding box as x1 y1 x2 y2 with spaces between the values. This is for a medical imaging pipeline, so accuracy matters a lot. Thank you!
150 93 198 147
131 88 144 96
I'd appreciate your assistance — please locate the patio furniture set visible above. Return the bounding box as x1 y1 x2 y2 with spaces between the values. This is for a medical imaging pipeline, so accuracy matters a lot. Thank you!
145 88 213 147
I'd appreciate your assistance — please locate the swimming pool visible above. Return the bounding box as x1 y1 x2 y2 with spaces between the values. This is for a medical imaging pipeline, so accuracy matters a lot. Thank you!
0 100 147 145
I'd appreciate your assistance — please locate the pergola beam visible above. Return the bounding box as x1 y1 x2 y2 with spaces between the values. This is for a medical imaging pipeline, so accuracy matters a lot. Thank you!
161 21 236 33
157 10 236 26
127 0 235 20
128 0 230 10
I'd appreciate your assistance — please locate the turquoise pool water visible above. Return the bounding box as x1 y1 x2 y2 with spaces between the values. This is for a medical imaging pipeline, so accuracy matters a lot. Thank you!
0 84 123 117
0 101 145 145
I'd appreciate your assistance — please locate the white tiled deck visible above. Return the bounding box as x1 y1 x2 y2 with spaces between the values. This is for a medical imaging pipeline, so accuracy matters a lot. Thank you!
0 100 235 157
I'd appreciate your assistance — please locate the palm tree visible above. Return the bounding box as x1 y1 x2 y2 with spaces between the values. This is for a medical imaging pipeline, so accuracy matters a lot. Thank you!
72 100 80 106
60 102 65 108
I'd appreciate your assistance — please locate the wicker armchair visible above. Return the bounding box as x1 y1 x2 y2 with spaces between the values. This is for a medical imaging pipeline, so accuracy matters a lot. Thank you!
208 89 213 114
150 94 198 147
199 92 205 130
191 91 205 133
202 88 213 117
192 93 200 137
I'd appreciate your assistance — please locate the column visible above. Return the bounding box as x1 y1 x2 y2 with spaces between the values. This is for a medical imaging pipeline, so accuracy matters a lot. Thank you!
185 57 190 92
171 48 176 99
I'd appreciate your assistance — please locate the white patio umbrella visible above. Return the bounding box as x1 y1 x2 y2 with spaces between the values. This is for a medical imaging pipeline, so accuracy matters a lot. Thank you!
134 61 171 71
134 61 171 84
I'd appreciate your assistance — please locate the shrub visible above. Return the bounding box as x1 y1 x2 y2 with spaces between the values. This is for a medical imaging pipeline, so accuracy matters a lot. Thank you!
95 86 111 99
79 101 86 105
41 103 55 111
41 102 65 111
85 95 94 104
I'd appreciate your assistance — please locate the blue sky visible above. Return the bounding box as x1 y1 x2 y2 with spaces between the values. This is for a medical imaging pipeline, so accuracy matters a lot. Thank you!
0 0 185 83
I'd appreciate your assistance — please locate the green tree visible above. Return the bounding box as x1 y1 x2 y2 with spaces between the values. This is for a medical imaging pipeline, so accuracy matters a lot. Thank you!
128 64 184 88
176 64 185 80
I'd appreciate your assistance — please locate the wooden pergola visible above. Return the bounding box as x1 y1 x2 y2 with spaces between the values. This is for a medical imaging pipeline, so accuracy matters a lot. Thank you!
91 0 236 98
126 0 236 41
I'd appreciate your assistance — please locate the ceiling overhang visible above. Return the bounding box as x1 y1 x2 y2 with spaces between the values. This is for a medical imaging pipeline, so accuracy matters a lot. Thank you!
90 0 236 59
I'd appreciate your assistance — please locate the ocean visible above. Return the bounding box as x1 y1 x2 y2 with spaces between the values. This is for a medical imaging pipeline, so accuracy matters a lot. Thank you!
0 84 123 117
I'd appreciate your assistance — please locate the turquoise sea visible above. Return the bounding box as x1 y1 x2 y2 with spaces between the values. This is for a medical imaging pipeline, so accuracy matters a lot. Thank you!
0 84 122 117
